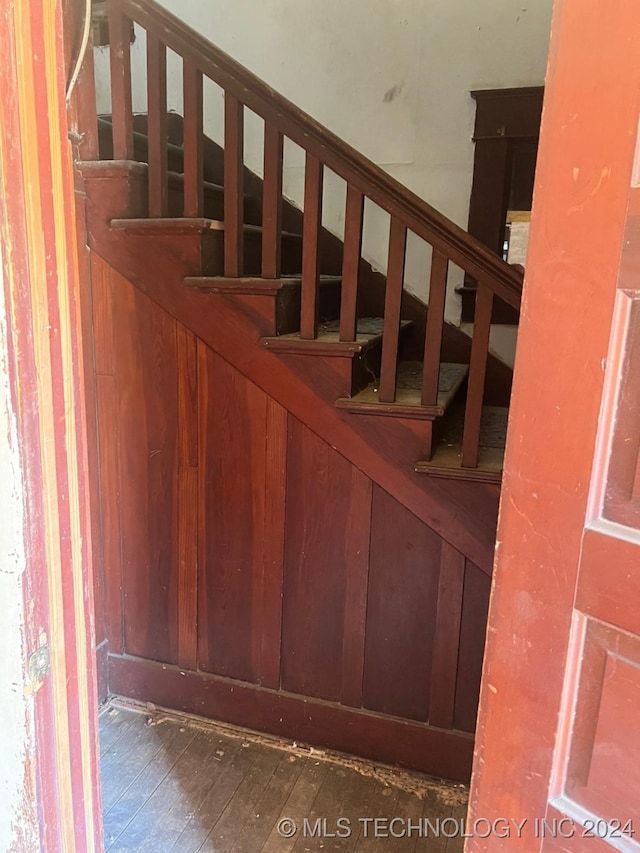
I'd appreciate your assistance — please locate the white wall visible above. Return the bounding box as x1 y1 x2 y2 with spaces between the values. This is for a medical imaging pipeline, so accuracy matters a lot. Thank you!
95 0 553 325
0 249 39 852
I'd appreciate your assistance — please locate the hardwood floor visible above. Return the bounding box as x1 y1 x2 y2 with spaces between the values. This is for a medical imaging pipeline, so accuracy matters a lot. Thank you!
100 701 468 852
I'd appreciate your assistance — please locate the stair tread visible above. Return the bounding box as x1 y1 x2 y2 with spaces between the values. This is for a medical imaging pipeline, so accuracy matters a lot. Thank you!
336 361 468 418
185 274 342 292
262 318 411 356
415 404 508 483
110 217 301 238
279 274 342 286
167 170 224 194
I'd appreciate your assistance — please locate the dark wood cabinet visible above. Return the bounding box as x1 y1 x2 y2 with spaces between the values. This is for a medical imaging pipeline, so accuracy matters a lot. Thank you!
460 87 544 324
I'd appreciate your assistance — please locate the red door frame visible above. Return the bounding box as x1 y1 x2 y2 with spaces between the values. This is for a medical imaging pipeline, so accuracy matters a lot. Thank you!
2 0 639 848
0 0 102 848
469 1 640 849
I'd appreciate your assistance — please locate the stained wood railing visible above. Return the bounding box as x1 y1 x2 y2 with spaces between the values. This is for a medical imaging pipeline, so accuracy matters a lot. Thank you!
75 0 523 470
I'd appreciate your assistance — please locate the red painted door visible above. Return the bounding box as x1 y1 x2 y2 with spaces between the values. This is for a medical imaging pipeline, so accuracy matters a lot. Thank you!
468 2 640 851
542 204 640 851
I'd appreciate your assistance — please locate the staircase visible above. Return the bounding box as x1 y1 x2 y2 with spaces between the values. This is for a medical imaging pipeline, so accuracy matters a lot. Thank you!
70 0 523 784
73 0 522 483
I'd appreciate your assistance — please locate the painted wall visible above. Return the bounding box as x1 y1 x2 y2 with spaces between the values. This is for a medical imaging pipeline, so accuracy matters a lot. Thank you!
95 0 553 324
0 251 38 852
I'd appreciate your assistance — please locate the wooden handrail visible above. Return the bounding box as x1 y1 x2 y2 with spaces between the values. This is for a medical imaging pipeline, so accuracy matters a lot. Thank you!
116 0 523 311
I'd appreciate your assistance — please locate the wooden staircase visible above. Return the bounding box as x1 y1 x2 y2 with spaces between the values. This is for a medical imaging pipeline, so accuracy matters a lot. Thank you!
74 1 522 479
70 0 523 784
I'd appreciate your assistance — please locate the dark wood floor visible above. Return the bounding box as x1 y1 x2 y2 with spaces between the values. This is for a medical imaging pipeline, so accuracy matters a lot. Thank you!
100 701 468 852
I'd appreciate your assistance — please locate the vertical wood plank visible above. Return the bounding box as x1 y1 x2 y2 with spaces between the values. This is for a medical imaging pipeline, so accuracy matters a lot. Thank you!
340 470 372 708
255 398 288 689
224 92 244 277
261 124 284 279
197 341 209 675
282 418 355 702
92 219 121 656
176 323 198 671
362 486 441 722
146 32 168 217
111 277 180 665
90 255 115 375
80 248 106 675
339 185 364 342
96 375 124 654
177 325 198 468
182 60 204 218
421 249 449 406
378 218 407 402
462 284 493 468
177 467 198 671
428 541 465 729
108 0 134 159
300 153 323 339
454 560 491 732
197 345 268 682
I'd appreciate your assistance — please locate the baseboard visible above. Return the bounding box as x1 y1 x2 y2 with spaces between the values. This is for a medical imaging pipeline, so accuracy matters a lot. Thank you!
108 653 474 783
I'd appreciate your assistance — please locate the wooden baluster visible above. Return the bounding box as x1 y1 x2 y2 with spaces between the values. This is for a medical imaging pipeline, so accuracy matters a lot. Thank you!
108 0 134 159
339 185 364 342
378 218 407 402
300 153 323 339
462 284 493 468
421 249 449 406
182 60 203 217
262 124 283 278
146 32 168 217
224 92 244 277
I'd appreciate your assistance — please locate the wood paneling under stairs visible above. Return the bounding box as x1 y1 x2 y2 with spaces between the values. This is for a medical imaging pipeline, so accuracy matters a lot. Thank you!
281 418 371 704
100 701 468 852
197 346 284 685
89 253 493 782
363 487 442 723
84 205 501 573
93 256 192 666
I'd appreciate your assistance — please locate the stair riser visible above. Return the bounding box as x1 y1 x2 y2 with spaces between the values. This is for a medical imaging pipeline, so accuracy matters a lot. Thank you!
426 391 468 462
352 341 384 397
99 118 190 178
81 164 149 222
166 181 261 226
275 279 342 335
429 376 470 456
268 345 385 400
202 230 303 277
167 181 223 221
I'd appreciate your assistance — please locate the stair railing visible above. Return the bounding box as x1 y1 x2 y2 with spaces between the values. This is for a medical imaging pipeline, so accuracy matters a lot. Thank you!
74 0 523 470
